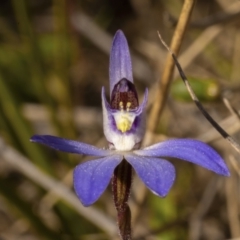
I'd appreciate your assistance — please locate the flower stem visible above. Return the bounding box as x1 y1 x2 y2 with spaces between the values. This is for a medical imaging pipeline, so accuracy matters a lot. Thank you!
112 159 132 240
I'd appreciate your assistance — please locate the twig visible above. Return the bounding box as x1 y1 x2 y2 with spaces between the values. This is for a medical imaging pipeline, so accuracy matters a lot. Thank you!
0 137 117 237
198 115 240 144
137 1 240 85
176 1 240 80
157 33 240 154
223 98 240 120
148 0 196 132
167 9 240 29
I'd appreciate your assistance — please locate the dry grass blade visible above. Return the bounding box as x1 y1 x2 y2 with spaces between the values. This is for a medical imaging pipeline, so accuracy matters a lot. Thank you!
0 137 117 237
168 6 240 28
176 1 240 79
223 98 240 120
148 0 196 132
157 33 240 154
198 115 240 143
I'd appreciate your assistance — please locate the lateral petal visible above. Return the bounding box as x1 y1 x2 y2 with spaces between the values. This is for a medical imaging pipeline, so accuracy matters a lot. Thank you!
30 135 111 157
135 139 230 176
134 88 148 116
125 154 175 197
73 155 123 206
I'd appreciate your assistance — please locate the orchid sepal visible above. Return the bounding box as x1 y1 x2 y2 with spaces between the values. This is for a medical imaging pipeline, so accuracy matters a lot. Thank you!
124 154 176 197
73 155 123 206
109 30 133 97
134 139 230 176
30 135 112 157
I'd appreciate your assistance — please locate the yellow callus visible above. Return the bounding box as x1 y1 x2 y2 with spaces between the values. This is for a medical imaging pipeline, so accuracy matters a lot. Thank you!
116 115 132 133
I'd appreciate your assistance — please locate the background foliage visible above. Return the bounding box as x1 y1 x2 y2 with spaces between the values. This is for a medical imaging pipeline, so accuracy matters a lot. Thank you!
0 0 239 239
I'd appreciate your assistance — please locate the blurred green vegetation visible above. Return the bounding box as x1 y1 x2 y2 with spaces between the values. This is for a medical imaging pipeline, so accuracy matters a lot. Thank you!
171 76 220 102
0 0 238 239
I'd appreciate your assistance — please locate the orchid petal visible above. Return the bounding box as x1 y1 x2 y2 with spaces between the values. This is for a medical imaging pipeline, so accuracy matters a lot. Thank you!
125 154 175 197
110 30 133 96
30 135 111 157
134 88 148 116
135 139 230 176
102 87 112 113
73 155 123 206
102 87 115 143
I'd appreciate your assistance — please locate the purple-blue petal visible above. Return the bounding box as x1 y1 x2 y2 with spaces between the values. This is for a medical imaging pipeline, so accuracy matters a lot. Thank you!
109 30 133 96
73 155 123 206
125 154 175 197
134 88 148 116
135 139 230 176
30 135 111 157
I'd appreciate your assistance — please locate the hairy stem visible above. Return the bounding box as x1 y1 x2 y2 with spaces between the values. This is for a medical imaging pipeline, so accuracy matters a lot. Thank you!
112 160 132 240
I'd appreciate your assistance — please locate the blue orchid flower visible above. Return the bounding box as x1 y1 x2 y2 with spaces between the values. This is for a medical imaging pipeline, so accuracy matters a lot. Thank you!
30 30 230 207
